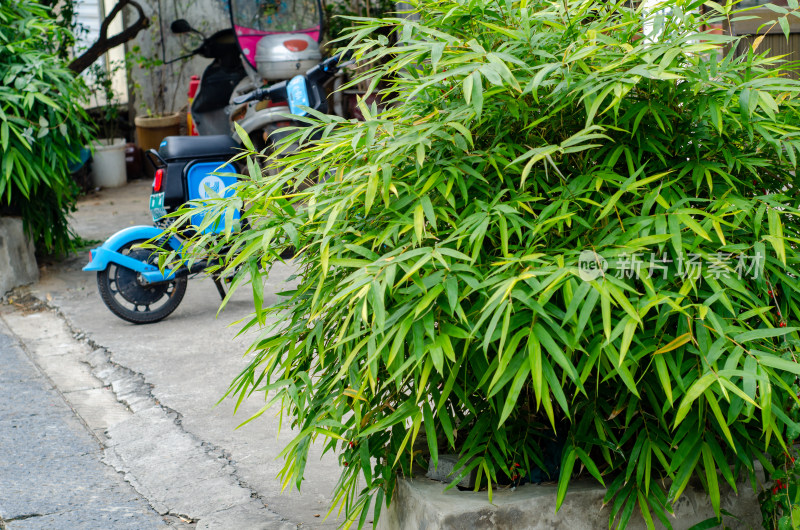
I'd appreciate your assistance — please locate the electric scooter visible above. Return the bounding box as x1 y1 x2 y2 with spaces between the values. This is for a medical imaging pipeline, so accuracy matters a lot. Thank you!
83 53 349 324
170 0 327 147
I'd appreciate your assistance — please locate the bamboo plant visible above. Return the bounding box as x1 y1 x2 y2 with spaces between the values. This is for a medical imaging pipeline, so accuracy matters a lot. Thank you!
161 0 800 527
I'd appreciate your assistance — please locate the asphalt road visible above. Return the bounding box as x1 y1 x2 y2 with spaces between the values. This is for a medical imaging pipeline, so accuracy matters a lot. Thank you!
2 180 347 529
0 316 164 529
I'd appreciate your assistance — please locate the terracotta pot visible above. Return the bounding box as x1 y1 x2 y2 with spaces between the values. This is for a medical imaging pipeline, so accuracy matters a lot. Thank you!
134 113 181 152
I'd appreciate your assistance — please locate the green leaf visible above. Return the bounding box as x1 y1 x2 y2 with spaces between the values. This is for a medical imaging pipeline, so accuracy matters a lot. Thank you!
534 323 581 388
498 362 530 426
414 203 425 242
423 401 438 471
780 16 791 39
701 443 720 515
421 195 437 231
556 448 576 511
618 317 637 366
654 355 673 405
575 447 605 486
463 73 473 104
768 208 786 264
734 327 797 343
704 390 735 451
674 373 716 427
754 351 800 376
234 121 255 151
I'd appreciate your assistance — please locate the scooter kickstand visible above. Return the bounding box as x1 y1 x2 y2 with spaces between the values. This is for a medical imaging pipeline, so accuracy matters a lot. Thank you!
212 275 227 300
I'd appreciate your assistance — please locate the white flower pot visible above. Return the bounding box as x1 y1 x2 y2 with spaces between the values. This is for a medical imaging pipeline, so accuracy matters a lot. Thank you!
91 138 127 188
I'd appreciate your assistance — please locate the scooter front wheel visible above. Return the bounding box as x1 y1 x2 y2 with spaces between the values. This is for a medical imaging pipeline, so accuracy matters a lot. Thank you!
96 240 187 324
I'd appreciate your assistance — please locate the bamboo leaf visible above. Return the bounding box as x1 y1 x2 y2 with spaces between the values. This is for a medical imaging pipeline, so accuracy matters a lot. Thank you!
675 373 716 427
655 332 692 354
556 448 576 511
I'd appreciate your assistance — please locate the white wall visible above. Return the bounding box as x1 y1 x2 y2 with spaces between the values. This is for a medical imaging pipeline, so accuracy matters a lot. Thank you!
125 0 229 117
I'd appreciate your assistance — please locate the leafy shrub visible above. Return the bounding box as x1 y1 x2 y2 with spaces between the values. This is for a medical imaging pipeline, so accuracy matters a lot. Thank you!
0 0 93 253
167 0 800 526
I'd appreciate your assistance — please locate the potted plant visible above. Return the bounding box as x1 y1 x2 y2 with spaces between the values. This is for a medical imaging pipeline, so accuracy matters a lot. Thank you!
129 38 182 152
159 0 800 527
87 60 127 188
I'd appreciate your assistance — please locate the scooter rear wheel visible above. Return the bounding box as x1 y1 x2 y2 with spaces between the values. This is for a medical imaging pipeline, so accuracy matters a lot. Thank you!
96 240 187 324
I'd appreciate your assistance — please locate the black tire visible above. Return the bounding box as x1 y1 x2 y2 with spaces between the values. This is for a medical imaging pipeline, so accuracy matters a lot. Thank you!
96 240 187 324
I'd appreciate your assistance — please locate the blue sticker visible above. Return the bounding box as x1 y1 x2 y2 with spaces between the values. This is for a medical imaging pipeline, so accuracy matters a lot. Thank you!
186 162 239 235
287 75 309 117
160 140 167 148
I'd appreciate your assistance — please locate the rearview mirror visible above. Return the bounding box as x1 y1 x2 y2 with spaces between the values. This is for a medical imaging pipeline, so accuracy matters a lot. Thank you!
170 19 194 34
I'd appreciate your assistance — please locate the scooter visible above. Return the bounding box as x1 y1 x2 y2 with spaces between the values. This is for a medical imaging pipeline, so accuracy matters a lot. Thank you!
83 53 349 324
170 0 326 147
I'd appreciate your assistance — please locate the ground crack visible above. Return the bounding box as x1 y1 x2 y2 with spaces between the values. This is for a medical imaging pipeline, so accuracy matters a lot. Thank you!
166 512 198 524
28 297 297 527
4 512 52 522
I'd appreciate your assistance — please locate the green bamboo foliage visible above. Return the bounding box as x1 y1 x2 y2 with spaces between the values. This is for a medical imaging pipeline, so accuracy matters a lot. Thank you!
0 0 93 253
165 0 800 526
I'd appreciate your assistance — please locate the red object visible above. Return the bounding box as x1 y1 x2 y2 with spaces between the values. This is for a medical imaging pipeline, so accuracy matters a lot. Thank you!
153 168 164 192
283 39 309 52
187 75 201 136
773 479 788 494
188 75 200 99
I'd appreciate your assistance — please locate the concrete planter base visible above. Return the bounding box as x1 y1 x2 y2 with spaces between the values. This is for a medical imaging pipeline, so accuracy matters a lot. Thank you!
0 217 38 296
376 476 761 530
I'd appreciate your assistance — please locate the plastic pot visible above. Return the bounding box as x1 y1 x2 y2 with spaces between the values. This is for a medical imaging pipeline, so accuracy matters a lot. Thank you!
91 138 127 188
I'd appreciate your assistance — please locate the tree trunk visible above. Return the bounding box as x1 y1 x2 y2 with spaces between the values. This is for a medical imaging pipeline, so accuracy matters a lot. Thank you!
68 0 149 76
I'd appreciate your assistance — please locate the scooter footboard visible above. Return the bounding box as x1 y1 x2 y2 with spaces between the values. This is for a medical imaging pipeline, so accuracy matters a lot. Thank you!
83 225 182 277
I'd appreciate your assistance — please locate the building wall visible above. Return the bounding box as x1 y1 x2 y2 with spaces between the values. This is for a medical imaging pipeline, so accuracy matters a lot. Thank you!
730 4 800 79
736 34 800 79
124 0 229 118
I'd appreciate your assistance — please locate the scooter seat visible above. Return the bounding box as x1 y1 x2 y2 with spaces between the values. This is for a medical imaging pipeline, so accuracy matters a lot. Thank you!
158 135 239 162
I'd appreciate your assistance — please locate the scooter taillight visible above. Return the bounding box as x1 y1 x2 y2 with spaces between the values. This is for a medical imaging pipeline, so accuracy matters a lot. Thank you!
153 168 164 192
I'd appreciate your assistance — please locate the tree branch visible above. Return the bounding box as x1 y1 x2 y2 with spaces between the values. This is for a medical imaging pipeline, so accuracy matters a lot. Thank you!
68 0 149 75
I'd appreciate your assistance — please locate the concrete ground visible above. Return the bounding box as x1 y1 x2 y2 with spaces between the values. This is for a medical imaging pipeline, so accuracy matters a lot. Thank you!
0 180 349 529
0 316 164 529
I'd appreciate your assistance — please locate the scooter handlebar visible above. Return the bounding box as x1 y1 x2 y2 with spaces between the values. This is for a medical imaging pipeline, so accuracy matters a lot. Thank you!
306 51 353 82
231 51 354 106
232 87 267 105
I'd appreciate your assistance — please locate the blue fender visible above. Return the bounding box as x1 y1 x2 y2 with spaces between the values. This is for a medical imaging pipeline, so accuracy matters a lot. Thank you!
83 226 182 282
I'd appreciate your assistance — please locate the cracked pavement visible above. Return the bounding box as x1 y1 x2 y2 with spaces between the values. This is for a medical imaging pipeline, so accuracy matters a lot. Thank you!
0 180 349 529
0 316 164 529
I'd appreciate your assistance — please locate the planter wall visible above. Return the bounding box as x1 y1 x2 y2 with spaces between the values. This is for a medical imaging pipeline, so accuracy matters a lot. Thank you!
377 476 761 530
0 218 38 296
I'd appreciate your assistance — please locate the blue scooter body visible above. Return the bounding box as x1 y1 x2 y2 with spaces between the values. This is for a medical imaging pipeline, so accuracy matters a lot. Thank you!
85 54 349 323
83 225 183 283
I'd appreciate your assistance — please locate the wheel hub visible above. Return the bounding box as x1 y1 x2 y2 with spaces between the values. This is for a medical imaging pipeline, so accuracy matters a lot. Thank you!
115 249 170 305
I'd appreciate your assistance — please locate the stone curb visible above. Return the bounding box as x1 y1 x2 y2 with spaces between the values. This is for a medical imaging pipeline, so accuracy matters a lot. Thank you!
377 475 762 529
0 218 38 297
